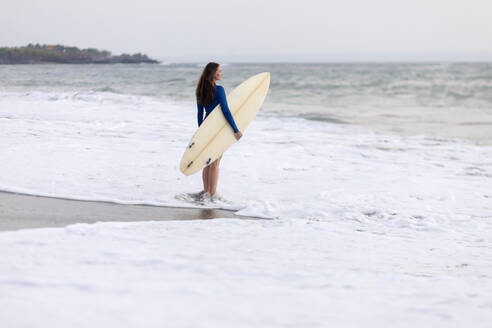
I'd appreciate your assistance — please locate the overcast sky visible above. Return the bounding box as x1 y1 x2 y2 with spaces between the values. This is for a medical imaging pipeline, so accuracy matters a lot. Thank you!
2 0 492 62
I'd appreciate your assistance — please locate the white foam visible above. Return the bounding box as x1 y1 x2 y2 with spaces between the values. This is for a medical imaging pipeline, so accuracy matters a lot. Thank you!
1 218 492 327
0 90 491 232
1 91 492 326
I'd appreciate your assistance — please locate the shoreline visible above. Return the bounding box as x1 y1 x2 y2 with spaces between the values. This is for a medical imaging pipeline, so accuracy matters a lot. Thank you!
0 191 261 232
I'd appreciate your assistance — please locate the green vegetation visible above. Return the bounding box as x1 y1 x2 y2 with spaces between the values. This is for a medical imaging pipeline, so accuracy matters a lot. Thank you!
0 44 160 64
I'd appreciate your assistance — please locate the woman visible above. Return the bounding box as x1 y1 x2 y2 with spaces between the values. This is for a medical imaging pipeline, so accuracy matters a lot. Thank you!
196 62 242 198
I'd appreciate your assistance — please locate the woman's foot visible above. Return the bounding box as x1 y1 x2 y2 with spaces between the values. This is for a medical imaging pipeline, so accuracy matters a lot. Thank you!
201 191 212 201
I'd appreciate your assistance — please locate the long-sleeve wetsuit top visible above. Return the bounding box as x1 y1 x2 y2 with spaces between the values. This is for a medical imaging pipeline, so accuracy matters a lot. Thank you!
197 84 239 133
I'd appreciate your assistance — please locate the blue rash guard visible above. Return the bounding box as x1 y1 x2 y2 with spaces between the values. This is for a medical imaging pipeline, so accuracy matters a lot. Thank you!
197 84 239 133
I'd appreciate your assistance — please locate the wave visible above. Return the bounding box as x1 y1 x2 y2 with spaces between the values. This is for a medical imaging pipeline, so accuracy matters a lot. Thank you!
92 86 121 94
299 112 348 124
0 90 168 107
459 121 492 126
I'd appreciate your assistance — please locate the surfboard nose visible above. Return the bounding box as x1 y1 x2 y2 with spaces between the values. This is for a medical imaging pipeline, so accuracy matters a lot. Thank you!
261 72 270 86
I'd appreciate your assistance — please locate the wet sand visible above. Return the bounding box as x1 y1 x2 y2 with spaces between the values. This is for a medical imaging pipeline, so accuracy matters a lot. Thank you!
0 191 258 231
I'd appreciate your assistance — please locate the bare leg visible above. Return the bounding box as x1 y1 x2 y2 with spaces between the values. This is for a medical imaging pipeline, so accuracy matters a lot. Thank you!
207 155 222 196
202 166 209 193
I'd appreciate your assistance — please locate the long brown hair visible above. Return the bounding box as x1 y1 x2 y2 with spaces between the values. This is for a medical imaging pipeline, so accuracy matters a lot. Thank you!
196 62 219 106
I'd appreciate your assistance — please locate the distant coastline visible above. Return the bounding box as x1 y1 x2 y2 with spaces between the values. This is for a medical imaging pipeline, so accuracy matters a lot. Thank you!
0 44 160 64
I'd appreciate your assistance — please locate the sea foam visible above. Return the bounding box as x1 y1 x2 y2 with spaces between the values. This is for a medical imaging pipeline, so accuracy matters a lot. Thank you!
0 90 490 233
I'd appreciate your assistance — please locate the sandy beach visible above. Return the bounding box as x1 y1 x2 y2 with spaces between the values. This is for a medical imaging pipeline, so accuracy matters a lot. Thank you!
0 191 255 231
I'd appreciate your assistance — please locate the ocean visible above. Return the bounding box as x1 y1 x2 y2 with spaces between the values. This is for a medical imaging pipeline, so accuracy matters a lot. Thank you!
0 62 490 222
1 62 492 327
2 62 492 144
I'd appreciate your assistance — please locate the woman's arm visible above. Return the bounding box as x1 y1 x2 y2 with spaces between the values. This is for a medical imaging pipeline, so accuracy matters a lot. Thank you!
216 86 239 133
197 103 204 127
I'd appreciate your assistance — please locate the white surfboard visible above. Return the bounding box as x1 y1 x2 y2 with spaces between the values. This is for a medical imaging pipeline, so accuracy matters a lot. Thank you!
179 72 270 175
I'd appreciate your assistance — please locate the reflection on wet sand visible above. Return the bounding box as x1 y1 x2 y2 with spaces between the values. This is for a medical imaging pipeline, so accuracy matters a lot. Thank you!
0 191 257 231
199 208 216 219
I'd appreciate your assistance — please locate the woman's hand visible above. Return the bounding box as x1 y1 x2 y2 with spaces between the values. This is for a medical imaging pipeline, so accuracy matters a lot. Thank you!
234 131 243 141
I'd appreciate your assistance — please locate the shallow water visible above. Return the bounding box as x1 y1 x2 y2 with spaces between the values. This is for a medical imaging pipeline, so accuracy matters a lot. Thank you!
1 63 492 327
0 88 490 229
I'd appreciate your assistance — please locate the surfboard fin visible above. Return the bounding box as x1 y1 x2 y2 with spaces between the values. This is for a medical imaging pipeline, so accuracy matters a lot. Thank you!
187 161 193 168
